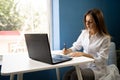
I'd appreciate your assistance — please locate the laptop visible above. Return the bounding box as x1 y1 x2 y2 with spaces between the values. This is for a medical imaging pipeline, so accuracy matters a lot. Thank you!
24 33 72 64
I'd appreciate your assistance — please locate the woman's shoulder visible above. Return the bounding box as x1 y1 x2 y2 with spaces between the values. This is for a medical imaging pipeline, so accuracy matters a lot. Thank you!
81 29 88 34
102 34 111 40
99 35 111 44
78 29 89 37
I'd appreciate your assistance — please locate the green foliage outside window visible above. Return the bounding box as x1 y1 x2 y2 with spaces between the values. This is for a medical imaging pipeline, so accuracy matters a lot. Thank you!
0 0 22 31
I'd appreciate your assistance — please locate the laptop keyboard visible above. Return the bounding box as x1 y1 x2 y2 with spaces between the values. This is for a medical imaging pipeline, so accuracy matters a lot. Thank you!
52 54 71 63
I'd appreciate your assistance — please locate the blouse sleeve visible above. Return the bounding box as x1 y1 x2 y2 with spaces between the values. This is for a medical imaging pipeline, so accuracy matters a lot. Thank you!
94 36 111 65
70 30 86 51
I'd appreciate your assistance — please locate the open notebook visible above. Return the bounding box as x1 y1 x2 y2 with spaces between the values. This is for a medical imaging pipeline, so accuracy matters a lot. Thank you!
24 34 72 64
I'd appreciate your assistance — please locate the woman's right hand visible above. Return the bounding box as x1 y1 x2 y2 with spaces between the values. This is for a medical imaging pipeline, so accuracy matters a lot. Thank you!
62 48 72 55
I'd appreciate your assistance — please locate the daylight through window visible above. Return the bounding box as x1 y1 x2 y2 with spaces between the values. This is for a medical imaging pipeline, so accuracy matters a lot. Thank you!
0 0 51 54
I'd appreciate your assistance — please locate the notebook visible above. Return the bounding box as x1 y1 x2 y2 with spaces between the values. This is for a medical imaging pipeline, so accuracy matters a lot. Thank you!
24 33 72 64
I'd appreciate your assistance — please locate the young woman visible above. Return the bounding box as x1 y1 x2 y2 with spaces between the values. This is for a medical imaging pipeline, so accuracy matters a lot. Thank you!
62 8 111 80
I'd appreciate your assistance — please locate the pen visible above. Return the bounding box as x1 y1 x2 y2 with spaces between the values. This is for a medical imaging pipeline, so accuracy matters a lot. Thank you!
64 42 67 50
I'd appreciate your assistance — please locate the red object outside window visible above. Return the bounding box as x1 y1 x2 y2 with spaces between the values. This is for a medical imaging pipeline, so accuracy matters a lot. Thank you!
0 31 20 35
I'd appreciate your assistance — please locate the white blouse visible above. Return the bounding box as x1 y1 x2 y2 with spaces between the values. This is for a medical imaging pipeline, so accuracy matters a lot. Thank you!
70 30 111 80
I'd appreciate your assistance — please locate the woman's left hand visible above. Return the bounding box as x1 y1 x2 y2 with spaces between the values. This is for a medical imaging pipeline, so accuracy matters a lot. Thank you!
68 52 84 57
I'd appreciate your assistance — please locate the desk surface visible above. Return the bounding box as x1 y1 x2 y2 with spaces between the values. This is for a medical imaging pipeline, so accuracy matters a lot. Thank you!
1 51 94 75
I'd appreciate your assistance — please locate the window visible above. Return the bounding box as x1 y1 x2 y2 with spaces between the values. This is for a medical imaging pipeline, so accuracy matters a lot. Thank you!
0 0 51 54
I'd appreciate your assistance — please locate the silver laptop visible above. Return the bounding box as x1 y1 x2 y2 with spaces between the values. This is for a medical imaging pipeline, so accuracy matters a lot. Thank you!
24 34 72 64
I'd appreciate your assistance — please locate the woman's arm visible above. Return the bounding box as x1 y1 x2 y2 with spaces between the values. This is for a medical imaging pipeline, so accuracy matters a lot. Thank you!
63 48 94 59
68 51 94 59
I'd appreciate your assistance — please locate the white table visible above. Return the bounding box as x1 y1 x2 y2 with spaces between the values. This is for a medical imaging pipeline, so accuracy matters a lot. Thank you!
1 52 94 80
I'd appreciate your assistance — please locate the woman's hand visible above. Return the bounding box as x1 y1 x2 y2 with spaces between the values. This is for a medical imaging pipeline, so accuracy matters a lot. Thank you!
62 48 72 55
68 52 84 57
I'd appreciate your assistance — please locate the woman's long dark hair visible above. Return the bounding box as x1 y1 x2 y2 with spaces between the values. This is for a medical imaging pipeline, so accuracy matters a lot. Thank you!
84 8 110 37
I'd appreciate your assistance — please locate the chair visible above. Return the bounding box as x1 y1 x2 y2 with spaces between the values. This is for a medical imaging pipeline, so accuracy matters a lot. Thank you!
107 42 117 66
100 42 120 80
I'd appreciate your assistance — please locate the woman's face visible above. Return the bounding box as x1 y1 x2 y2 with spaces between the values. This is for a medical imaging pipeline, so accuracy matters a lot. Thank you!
85 14 97 33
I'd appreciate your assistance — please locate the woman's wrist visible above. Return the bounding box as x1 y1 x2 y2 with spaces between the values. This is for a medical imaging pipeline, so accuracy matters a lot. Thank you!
82 53 94 59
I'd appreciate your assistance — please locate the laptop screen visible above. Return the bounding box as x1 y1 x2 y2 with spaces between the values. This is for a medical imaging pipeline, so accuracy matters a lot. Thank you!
25 34 53 64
